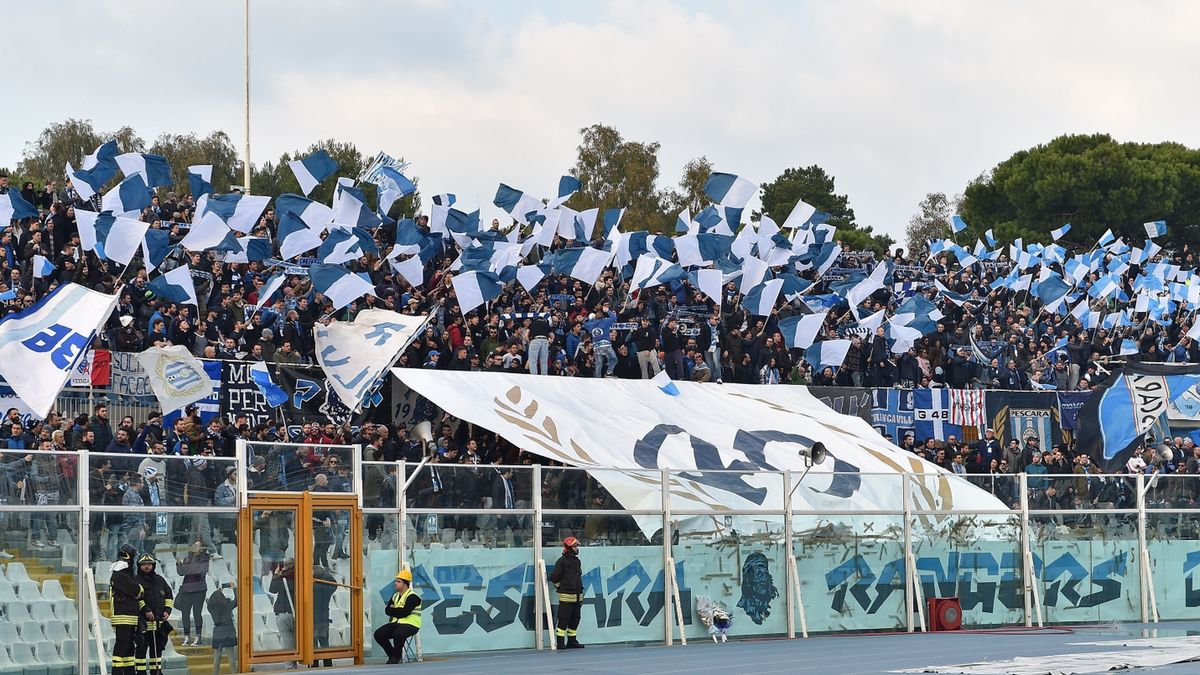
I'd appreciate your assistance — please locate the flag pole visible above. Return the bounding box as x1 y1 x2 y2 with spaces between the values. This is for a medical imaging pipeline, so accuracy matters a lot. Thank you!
243 0 252 192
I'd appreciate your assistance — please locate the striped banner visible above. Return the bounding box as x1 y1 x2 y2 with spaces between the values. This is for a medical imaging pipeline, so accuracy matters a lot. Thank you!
949 388 986 427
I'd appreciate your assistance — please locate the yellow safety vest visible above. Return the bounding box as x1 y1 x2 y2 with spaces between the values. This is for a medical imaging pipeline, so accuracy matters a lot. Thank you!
389 588 422 628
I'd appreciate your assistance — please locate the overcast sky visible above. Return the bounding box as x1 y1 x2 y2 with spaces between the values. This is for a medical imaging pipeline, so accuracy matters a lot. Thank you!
6 0 1200 241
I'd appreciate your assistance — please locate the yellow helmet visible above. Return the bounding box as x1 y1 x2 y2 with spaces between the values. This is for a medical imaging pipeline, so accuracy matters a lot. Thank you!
395 569 413 583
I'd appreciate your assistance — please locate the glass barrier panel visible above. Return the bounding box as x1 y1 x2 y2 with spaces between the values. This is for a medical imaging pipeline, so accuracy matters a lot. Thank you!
956 473 1022 511
911 514 1024 628
362 461 398 509
0 507 81 672
544 514 666 647
363 513 401 663
1147 511 1199 621
387 511 538 656
245 442 357 493
250 508 300 657
1144 474 1200 509
402 463 533 515
675 515 787 640
88 452 238 510
667 470 785 514
541 467 662 511
0 449 81 507
1029 513 1140 624
313 505 355 655
795 514 907 633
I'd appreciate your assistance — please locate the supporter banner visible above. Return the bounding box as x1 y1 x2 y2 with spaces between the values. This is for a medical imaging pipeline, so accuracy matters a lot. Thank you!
137 346 215 414
358 151 409 186
871 388 915 447
90 349 112 387
314 309 430 411
914 389 963 442
394 370 1007 522
111 351 153 399
0 384 41 423
1167 383 1200 422
0 283 118 416
219 361 275 427
273 365 388 436
808 386 872 424
164 359 222 427
1056 391 1092 431
391 380 436 430
69 350 94 387
367 536 1187 654
985 391 1062 450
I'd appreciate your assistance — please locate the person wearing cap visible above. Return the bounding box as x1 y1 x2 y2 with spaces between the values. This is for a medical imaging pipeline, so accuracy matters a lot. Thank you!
135 552 174 675
549 536 585 649
374 569 422 664
973 428 1001 472
109 544 143 675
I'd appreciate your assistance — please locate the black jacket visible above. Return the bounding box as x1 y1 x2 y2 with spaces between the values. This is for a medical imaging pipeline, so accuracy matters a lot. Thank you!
137 568 174 626
549 551 583 596
110 565 143 625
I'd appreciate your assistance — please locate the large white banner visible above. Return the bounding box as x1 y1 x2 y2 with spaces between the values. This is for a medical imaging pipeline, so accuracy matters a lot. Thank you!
136 345 215 414
0 283 117 417
315 309 429 411
392 371 1007 523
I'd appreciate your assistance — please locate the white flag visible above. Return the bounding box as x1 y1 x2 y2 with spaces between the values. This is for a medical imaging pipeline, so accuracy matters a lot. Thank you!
136 345 215 414
0 284 118 417
314 309 430 411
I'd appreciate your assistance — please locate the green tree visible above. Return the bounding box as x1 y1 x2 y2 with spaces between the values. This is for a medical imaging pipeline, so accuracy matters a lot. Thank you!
665 155 713 218
758 165 894 255
18 118 144 185
567 124 670 233
149 131 240 194
904 192 956 258
250 140 420 216
960 133 1200 246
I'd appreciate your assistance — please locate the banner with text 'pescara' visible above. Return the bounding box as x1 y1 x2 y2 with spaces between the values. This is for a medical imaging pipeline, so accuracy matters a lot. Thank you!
314 309 429 412
393 371 1006 527
0 283 118 417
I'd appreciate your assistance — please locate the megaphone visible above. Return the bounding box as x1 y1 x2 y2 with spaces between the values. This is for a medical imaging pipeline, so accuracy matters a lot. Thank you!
801 442 827 466
412 421 434 454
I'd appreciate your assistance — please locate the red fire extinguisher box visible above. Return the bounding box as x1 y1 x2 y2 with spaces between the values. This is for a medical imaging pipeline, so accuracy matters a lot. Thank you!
928 597 963 631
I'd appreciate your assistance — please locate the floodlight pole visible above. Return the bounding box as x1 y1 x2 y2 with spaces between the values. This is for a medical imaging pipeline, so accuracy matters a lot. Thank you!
243 0 252 191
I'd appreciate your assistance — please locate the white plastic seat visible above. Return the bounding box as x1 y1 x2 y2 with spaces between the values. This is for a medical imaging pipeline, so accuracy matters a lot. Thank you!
28 600 55 621
18 621 47 643
93 564 112 589
41 579 67 602
15 580 42 602
5 601 33 623
256 611 278 632
253 594 273 614
0 623 20 645
4 563 29 583
254 631 282 651
34 641 73 675
51 599 75 622
8 643 47 675
0 583 17 603
43 620 70 642
0 645 22 675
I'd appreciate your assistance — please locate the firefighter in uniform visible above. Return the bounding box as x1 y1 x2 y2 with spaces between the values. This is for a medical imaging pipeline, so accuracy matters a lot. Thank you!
110 544 143 675
135 553 174 675
550 536 584 649
373 569 422 664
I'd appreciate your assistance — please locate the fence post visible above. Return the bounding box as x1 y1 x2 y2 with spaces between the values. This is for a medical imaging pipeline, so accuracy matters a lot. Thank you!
1136 472 1148 623
235 438 248 507
784 470 795 640
903 475 913 633
77 453 90 675
532 464 544 651
661 468 673 646
397 462 407 574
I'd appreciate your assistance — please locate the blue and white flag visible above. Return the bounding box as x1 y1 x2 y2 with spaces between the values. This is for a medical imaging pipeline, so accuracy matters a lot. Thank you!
377 166 417 214
309 264 376 311
390 254 426 288
515 264 547 294
101 174 153 215
65 161 110 201
1097 228 1116 248
179 212 233 252
950 214 968 234
652 370 679 397
98 215 150 265
32 255 55 279
494 183 544 225
913 388 963 441
148 265 199 307
115 152 173 187
451 270 503 316
431 193 456 207
277 211 324 260
1144 220 1168 238
317 226 379 265
1119 339 1139 356
551 246 611 286
136 345 215 414
984 229 996 248
0 190 39 223
254 272 287 313
276 193 334 232
198 193 271 234
331 183 382 231
846 261 890 312
703 172 756 208
602 207 625 237
82 139 120 172
630 256 684 291
249 361 289 407
225 236 272 263
0 283 118 416
187 165 213 198
314 308 429 410
548 175 581 208
804 339 852 370
1077 362 1200 471
1050 223 1071 241
288 149 338 196
778 312 827 350
743 278 784 317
